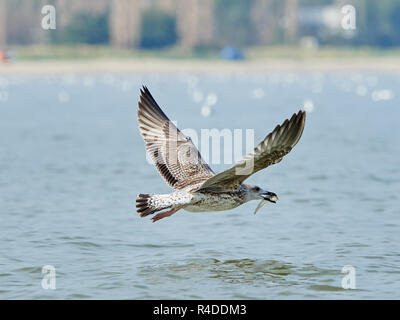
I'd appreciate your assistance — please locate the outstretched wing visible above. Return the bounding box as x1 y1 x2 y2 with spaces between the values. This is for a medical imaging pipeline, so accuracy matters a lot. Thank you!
137 86 214 190
197 110 306 191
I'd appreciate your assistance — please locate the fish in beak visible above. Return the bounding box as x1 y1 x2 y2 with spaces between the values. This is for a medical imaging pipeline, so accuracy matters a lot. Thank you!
254 192 279 214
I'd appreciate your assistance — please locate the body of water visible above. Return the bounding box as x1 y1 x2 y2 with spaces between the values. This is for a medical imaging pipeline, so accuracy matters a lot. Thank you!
0 72 399 299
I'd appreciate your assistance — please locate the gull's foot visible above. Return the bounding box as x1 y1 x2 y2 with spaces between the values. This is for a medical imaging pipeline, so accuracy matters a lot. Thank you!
152 207 180 222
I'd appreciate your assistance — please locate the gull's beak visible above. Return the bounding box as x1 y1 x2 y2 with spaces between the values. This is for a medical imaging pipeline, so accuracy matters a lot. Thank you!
262 192 279 203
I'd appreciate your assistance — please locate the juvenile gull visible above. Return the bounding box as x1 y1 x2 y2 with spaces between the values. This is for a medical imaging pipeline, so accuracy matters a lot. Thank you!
136 86 306 222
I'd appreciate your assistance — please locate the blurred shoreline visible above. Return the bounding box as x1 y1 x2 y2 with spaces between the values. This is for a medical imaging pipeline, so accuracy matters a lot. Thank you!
2 46 400 73
1 58 400 73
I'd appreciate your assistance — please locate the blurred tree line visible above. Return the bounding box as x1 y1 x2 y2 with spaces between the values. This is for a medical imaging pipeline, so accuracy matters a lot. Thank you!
298 0 400 47
6 0 400 49
213 0 400 48
356 0 400 47
49 7 178 48
140 8 177 49
50 12 110 44
214 0 254 47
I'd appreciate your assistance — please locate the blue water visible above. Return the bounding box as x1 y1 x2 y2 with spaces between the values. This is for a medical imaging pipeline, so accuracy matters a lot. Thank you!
0 71 399 299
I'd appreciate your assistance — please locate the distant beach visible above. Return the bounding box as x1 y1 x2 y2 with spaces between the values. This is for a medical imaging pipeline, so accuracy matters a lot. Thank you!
1 46 400 73
2 58 400 73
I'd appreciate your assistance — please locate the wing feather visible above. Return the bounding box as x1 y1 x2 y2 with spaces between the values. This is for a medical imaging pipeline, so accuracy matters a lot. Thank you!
137 86 214 190
197 110 306 191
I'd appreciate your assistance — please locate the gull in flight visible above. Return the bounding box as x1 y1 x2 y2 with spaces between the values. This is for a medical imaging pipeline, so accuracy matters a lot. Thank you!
136 86 306 222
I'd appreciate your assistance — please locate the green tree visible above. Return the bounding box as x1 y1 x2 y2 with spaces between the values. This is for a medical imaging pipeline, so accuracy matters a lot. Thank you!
51 12 109 44
356 0 400 47
214 0 254 47
140 8 177 49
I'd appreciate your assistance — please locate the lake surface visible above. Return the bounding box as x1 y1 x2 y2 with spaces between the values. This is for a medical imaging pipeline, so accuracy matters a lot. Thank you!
0 71 399 299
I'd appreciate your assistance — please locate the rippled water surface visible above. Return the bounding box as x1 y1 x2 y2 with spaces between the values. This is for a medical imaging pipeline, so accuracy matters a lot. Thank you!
0 72 399 299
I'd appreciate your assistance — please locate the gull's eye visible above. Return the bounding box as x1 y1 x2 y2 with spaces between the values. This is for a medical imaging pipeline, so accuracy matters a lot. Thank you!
254 187 260 192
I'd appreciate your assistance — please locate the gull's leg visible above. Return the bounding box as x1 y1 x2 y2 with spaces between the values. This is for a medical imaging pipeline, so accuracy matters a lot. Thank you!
152 206 181 222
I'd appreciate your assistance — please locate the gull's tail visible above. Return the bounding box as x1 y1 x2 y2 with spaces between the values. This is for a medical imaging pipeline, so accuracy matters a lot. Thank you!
136 193 171 217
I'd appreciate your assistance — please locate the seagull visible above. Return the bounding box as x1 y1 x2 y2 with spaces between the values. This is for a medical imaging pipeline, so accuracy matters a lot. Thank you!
136 86 306 222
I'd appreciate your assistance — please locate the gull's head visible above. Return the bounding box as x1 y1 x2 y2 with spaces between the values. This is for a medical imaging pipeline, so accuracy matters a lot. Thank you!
245 184 279 203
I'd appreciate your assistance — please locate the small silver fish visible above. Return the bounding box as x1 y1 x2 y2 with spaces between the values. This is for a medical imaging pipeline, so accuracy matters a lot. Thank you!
254 199 268 214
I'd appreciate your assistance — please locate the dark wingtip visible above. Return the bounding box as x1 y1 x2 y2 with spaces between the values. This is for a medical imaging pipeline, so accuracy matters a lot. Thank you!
299 109 306 123
295 109 305 117
294 109 306 125
139 85 150 97
140 85 147 97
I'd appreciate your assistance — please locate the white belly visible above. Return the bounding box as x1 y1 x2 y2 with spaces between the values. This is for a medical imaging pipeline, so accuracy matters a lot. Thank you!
183 192 244 212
